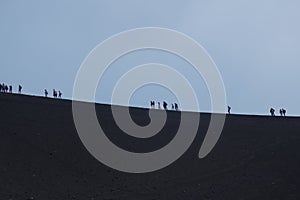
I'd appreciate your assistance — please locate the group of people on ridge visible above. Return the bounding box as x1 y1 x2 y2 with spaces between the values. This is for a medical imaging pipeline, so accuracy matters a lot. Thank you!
0 83 62 99
270 108 286 116
270 108 286 117
150 101 179 111
44 89 62 98
0 83 22 94
0 83 290 117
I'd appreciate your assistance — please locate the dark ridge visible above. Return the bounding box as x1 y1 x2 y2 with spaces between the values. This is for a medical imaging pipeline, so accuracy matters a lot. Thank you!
0 92 299 200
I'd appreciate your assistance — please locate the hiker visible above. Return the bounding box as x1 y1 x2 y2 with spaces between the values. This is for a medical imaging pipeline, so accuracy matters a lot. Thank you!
150 101 155 108
270 108 275 116
18 85 22 94
53 89 57 98
174 103 178 111
4 85 8 92
9 85 12 93
44 89 48 97
163 101 168 110
58 91 62 98
279 109 283 116
158 102 161 109
171 104 174 110
282 108 286 117
228 106 231 114
0 84 2 92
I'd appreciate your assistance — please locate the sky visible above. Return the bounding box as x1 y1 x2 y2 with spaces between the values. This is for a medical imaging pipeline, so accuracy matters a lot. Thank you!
1 0 300 115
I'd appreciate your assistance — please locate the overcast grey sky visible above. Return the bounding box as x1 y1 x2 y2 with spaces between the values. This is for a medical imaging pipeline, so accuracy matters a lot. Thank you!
1 0 300 115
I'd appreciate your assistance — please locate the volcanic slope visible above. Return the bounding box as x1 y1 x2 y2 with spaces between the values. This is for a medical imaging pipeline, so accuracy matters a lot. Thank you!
0 93 299 200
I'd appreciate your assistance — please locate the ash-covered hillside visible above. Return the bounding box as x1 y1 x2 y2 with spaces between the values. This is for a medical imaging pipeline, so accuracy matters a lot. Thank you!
0 93 299 200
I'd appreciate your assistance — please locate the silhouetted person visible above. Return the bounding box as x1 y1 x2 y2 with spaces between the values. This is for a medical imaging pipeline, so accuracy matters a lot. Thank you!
4 85 8 92
270 108 275 116
18 85 22 94
163 101 168 110
58 91 62 98
158 102 161 109
150 101 155 108
174 103 178 111
228 106 231 114
0 84 2 92
279 109 283 116
44 89 48 97
282 108 286 117
171 104 174 110
53 89 57 98
9 85 12 93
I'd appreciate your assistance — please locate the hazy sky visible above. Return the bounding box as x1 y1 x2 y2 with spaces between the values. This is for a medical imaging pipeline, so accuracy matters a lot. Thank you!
1 0 300 115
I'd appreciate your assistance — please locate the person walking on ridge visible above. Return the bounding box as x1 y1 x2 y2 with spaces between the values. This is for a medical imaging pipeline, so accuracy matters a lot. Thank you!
163 101 168 110
44 89 48 97
53 89 57 98
270 108 275 116
279 109 283 116
18 85 22 94
282 108 286 117
228 106 231 114
174 103 178 111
